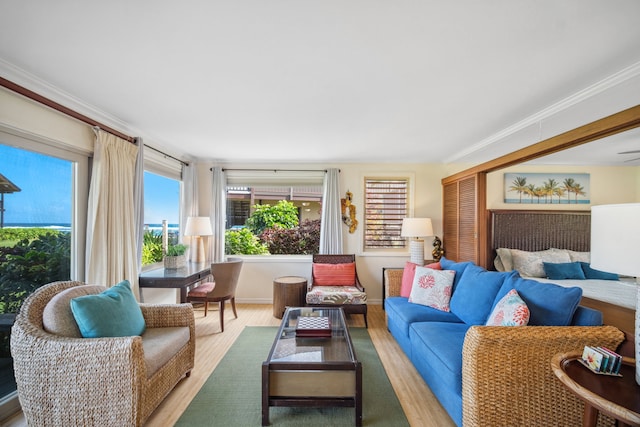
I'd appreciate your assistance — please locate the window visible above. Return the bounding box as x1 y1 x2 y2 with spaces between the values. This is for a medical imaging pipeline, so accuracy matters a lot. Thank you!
224 170 324 255
0 134 88 419
364 177 409 250
142 171 180 265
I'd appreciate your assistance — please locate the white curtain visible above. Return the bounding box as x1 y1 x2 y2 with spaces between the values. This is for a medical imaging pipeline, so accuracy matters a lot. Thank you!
180 163 199 243
86 129 140 295
319 168 343 254
209 166 227 262
133 138 144 271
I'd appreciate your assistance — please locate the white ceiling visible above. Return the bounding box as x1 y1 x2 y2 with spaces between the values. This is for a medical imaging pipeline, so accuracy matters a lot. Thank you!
1 1 639 165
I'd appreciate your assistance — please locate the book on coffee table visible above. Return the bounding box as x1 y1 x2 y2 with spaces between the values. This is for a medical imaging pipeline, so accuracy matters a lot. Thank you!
296 316 331 337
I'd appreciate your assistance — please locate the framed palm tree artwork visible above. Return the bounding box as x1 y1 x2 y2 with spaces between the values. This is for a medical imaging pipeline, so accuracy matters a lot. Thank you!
504 173 590 204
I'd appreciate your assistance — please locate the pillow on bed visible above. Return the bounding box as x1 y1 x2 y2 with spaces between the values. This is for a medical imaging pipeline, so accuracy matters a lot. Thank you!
543 262 586 280
566 250 590 263
511 248 571 278
495 248 513 272
579 262 620 280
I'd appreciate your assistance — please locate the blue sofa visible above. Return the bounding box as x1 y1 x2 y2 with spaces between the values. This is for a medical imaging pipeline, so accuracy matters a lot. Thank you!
385 257 625 427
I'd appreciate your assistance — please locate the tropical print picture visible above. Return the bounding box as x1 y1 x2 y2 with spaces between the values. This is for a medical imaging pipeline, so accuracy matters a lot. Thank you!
504 173 590 204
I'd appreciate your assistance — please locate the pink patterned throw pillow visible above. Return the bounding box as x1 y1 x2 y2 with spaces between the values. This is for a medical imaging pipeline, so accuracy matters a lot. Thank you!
408 267 455 312
485 289 530 326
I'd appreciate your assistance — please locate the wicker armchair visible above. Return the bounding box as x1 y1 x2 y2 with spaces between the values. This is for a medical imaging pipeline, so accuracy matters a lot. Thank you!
11 280 195 427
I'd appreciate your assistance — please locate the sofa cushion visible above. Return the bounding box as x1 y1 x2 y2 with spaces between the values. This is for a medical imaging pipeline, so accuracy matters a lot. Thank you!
142 326 190 378
43 284 106 337
386 297 462 340
449 264 512 325
70 280 146 338
439 257 473 291
493 274 582 326
409 322 471 398
543 261 586 280
485 289 530 326
312 262 356 285
408 267 455 312
579 262 619 280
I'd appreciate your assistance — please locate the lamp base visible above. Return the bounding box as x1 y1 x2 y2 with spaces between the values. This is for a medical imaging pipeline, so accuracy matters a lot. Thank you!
190 236 206 264
409 239 425 266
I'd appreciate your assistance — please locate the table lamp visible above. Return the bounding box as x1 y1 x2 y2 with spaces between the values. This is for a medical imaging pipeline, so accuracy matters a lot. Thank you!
590 203 640 385
184 216 213 263
401 218 434 266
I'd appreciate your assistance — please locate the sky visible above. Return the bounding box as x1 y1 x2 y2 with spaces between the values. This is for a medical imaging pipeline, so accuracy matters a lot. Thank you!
0 144 179 225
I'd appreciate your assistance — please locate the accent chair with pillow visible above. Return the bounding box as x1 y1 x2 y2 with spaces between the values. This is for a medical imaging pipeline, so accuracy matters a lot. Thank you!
11 280 195 427
305 254 368 327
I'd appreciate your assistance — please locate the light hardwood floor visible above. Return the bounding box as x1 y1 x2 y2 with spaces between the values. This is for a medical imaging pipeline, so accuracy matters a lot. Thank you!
4 304 455 427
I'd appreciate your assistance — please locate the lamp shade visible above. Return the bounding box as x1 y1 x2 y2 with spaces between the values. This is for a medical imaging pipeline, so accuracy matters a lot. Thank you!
184 216 213 237
590 204 640 277
401 218 434 238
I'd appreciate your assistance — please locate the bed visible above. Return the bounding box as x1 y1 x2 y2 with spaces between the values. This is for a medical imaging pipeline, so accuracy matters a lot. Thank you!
489 209 636 333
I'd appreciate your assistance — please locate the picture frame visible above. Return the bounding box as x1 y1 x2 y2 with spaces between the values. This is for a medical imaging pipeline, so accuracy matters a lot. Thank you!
504 173 590 204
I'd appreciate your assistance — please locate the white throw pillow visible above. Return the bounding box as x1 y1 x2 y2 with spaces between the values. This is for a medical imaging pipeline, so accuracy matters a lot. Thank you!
408 267 455 312
495 248 513 271
486 289 530 326
511 248 571 277
566 249 590 263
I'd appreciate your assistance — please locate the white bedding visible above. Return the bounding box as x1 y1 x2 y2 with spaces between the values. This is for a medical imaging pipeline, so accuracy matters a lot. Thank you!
525 276 637 310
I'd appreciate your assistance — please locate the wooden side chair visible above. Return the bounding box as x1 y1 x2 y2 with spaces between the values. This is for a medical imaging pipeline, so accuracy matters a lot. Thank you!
187 257 243 332
305 254 368 327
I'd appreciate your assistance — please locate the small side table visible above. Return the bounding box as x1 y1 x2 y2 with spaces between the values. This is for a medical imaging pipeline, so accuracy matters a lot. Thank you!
272 276 307 319
551 351 640 427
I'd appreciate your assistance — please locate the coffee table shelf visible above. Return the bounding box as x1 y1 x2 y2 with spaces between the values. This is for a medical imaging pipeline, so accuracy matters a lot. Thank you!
262 307 362 426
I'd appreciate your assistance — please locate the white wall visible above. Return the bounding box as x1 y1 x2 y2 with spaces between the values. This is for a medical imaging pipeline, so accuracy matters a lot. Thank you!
194 161 447 305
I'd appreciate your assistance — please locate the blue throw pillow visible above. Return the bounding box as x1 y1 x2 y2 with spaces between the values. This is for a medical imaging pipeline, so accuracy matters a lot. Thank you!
492 274 583 326
70 280 146 338
579 262 620 280
439 257 473 291
543 262 586 280
449 264 514 325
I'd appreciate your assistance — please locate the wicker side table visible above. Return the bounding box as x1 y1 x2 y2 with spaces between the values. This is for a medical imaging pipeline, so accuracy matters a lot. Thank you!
273 276 307 319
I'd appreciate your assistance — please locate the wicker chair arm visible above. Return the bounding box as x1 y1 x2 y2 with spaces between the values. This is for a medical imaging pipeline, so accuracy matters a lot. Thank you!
462 325 625 427
384 268 404 298
139 303 194 328
11 325 145 425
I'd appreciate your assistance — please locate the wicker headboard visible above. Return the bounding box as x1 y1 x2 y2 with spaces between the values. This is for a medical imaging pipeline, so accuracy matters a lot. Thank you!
488 210 591 268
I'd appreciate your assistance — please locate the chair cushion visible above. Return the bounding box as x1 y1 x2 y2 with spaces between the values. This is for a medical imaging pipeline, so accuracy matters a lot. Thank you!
142 326 191 378
312 262 356 285
306 286 367 305
43 284 106 337
187 281 215 297
70 280 146 338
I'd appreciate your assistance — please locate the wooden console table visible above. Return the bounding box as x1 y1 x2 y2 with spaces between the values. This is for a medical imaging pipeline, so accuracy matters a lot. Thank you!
139 262 210 303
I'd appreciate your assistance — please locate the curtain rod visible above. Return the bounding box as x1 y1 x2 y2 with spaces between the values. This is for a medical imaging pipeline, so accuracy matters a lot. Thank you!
1 77 188 167
211 168 339 172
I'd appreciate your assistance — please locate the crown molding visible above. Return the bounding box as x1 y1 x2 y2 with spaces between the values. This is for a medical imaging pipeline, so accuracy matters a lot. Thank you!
444 60 640 164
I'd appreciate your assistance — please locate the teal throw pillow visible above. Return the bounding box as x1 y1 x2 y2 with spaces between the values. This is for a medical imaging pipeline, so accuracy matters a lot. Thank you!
543 262 586 280
579 262 620 280
70 280 146 338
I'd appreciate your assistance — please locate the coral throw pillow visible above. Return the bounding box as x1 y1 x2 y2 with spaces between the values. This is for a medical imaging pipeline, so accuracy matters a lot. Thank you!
408 266 455 312
313 262 356 285
400 261 441 297
486 289 530 326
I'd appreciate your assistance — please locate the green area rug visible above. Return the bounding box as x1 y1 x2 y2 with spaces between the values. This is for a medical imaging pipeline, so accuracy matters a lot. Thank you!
176 326 409 426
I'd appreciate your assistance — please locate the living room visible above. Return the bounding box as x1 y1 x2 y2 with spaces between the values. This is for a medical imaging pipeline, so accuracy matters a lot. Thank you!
2 1 640 426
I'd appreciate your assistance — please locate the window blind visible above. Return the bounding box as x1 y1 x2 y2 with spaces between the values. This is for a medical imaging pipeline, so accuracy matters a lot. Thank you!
364 178 408 249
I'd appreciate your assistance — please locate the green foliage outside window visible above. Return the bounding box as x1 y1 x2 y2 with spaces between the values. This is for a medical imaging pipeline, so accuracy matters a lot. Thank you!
245 200 299 235
142 231 164 265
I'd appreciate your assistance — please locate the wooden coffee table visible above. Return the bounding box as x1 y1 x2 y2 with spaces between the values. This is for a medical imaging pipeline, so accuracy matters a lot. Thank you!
262 307 362 426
